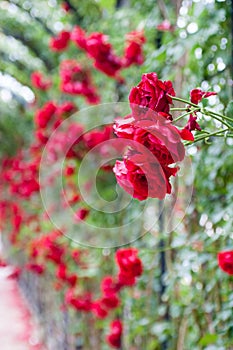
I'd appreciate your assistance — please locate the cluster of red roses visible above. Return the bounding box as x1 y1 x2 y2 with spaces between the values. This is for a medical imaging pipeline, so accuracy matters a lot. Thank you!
113 73 189 200
59 59 100 103
49 27 146 82
65 248 142 317
112 73 219 201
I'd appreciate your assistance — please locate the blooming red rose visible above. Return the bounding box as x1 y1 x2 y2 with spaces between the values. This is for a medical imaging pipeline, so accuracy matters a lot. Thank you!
107 320 122 349
190 88 217 105
113 116 184 201
114 154 169 201
129 73 175 117
49 31 70 51
218 251 233 275
31 72 52 91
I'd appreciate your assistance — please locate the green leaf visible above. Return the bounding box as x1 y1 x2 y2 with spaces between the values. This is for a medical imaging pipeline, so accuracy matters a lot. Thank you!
199 334 218 346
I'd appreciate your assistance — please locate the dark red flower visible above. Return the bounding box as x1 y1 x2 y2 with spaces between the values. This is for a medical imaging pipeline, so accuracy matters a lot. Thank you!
190 89 217 105
218 251 233 275
107 320 122 349
91 301 108 319
83 126 112 150
85 32 123 81
46 243 65 265
60 60 100 103
113 117 184 201
114 155 169 201
58 101 77 117
65 165 75 176
75 208 89 221
31 72 52 91
123 31 146 67
71 26 87 50
65 290 93 312
101 276 121 294
61 1 71 12
115 248 143 286
129 73 175 117
184 114 201 133
26 263 45 275
35 101 57 129
178 127 194 141
56 263 78 287
49 31 70 51
101 293 120 309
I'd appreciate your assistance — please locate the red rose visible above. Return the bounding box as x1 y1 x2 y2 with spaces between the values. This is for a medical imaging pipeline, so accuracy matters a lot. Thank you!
114 153 169 201
190 88 217 104
71 26 87 50
218 251 233 275
91 301 108 319
26 263 45 275
101 293 120 309
129 73 175 117
49 31 70 51
101 276 121 294
85 32 123 80
116 248 143 277
60 60 100 103
184 114 201 132
115 248 143 287
31 72 52 91
106 320 122 349
75 208 89 221
83 125 112 150
35 101 57 129
123 30 146 67
65 290 93 312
